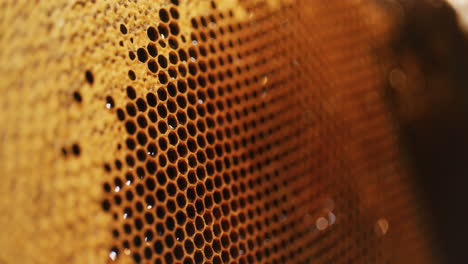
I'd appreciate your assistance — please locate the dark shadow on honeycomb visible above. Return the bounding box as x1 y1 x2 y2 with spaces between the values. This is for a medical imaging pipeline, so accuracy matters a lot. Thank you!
386 1 468 263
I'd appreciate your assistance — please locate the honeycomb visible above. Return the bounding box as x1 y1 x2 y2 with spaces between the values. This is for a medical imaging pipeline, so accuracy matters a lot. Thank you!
0 0 440 264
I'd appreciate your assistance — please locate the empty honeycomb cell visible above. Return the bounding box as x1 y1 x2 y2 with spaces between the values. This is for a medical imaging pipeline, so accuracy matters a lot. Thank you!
169 22 180 36
71 143 81 156
168 67 178 79
85 70 94 85
135 98 147 112
136 115 147 128
147 27 158 40
170 8 180 19
147 43 158 57
159 9 170 23
73 91 82 103
120 24 128 34
148 60 159 73
158 24 169 39
128 70 136 80
158 72 168 84
178 49 188 61
177 64 187 77
106 96 115 109
168 37 179 49
137 48 148 63
158 55 168 68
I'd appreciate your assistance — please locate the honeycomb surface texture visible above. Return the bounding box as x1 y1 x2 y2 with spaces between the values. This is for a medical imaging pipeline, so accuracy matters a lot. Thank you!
0 0 437 264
